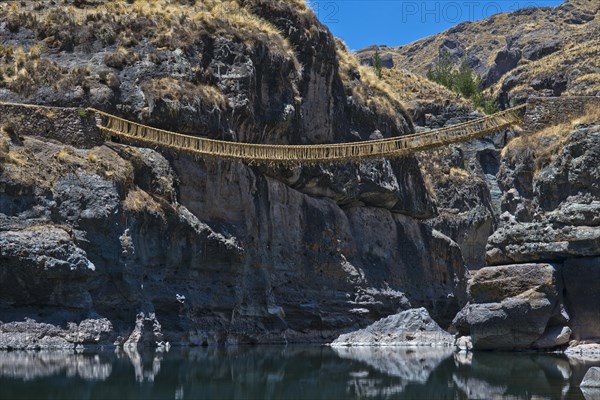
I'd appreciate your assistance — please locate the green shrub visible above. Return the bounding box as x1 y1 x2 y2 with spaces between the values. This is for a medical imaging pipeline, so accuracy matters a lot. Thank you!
426 49 454 89
427 49 499 114
373 50 383 80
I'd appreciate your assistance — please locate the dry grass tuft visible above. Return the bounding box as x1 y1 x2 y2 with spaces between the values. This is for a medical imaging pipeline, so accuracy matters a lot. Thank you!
143 77 228 112
104 47 140 70
123 187 165 217
55 147 76 163
87 152 99 163
336 39 410 131
503 106 600 173
449 167 470 177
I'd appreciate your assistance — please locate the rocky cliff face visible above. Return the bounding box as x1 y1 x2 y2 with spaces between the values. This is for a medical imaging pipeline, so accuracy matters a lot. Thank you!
453 109 600 349
0 0 467 349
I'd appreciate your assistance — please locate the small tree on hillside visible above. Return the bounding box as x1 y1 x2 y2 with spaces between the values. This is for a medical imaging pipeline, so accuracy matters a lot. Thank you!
454 61 479 98
427 49 454 89
373 50 383 79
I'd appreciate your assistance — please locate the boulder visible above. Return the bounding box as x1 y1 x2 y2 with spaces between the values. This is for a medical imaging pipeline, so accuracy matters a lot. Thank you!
581 367 600 387
533 326 572 349
566 344 600 358
452 263 569 350
468 263 561 303
453 295 553 350
331 308 453 347
456 335 473 352
581 387 600 400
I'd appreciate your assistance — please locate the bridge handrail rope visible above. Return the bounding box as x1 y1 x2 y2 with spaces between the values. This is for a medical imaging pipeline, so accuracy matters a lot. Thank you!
0 100 526 163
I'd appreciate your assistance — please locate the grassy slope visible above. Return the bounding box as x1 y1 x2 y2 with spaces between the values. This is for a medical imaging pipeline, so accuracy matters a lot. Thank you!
0 0 411 139
360 0 599 101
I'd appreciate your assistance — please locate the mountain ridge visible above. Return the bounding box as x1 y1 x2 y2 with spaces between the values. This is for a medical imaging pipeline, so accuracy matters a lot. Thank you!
357 0 599 104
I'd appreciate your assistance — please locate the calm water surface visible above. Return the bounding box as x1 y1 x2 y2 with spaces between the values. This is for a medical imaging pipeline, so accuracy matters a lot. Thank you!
0 346 598 399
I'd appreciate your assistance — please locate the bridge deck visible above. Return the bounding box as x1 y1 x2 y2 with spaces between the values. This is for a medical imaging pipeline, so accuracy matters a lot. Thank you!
92 105 526 164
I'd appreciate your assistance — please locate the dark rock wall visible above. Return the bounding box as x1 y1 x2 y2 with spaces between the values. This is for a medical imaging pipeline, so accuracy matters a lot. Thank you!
523 96 600 133
0 1 471 349
0 104 102 148
0 132 467 348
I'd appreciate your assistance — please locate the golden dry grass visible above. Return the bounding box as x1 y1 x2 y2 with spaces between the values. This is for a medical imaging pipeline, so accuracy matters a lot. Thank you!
449 167 470 177
502 104 600 172
123 187 165 217
379 67 471 108
0 0 308 118
335 39 410 130
0 0 305 75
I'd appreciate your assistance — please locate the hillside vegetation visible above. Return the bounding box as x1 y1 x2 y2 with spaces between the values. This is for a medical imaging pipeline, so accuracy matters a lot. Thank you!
0 0 412 143
358 0 599 104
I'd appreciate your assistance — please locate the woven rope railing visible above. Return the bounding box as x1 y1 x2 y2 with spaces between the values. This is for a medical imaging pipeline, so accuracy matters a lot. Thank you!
0 99 525 163
90 105 525 163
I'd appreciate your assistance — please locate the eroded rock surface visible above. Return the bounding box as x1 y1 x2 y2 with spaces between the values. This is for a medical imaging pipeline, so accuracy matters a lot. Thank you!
0 130 467 348
461 118 600 349
331 308 453 347
453 263 570 350
0 1 469 348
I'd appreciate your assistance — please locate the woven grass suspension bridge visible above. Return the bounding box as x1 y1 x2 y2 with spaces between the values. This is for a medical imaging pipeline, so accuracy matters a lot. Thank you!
92 105 525 163
0 101 526 163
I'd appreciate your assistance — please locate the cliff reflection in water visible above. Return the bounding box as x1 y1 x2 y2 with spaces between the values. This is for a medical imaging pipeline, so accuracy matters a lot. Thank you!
0 346 598 399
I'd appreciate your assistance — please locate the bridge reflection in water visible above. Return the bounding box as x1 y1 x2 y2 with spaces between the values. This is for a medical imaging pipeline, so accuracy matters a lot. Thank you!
0 346 598 399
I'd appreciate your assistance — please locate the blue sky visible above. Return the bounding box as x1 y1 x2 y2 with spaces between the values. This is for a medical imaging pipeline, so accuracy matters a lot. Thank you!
308 0 564 50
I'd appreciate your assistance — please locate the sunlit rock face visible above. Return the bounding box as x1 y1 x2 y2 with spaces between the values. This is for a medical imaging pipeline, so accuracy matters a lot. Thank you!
330 308 453 347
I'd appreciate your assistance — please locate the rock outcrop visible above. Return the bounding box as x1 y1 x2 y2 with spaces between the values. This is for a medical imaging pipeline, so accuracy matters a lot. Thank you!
452 263 570 350
454 114 600 349
418 132 508 270
330 308 453 347
0 129 468 348
581 367 600 387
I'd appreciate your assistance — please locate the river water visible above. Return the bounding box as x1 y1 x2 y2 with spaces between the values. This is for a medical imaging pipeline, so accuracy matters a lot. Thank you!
0 346 598 399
